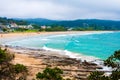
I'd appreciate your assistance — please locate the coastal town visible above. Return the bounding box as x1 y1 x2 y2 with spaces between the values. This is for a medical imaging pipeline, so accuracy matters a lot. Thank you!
0 23 33 32
0 17 69 33
0 22 54 33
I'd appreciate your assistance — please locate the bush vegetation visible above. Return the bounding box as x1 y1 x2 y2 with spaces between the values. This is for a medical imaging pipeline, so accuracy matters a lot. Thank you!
36 67 63 80
0 46 120 80
88 50 120 80
0 47 28 80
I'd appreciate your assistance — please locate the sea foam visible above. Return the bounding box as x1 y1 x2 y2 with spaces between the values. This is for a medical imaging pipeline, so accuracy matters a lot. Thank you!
42 46 98 62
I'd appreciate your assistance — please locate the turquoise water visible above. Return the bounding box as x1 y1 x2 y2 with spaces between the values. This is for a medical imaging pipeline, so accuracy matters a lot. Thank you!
6 32 120 60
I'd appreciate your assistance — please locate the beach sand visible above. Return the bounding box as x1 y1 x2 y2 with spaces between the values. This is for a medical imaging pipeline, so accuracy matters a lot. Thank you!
0 31 112 38
3 46 101 80
0 31 112 79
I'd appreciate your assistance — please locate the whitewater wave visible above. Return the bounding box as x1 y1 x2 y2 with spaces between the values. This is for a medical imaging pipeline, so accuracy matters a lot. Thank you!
66 31 114 36
42 46 98 62
41 31 114 39
91 59 113 75
45 34 67 38
42 46 62 52
75 40 79 42
42 46 113 73
41 38 49 41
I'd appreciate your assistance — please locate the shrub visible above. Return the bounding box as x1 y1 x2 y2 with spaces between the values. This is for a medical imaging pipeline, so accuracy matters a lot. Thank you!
14 64 27 73
0 47 14 64
36 67 63 80
0 47 28 80
87 71 109 80
88 50 120 80
110 69 120 80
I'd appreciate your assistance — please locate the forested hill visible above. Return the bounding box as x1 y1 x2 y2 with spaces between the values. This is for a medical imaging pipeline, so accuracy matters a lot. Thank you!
23 18 120 30
0 17 27 25
1 17 120 30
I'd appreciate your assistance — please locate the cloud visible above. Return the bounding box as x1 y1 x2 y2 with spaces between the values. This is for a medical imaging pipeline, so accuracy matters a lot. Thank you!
0 0 120 20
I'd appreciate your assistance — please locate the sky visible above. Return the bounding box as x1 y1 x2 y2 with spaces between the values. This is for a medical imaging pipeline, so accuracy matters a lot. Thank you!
0 0 120 20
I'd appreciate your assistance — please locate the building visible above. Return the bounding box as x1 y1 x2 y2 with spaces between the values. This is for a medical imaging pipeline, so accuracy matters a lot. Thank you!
41 25 46 29
10 23 18 28
27 24 33 29
41 25 51 29
68 28 73 31
18 24 33 29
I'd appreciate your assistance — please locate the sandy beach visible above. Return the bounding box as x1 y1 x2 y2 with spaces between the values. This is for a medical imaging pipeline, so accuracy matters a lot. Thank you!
0 31 113 80
1 46 102 80
0 31 112 45
0 31 113 38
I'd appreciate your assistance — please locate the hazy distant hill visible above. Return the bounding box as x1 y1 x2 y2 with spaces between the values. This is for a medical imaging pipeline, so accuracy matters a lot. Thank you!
22 18 57 25
1 17 120 30
20 18 120 30
9 18 119 30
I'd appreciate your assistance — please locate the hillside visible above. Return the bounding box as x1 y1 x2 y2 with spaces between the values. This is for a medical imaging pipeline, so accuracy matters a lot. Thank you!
1 17 120 30
22 18 120 30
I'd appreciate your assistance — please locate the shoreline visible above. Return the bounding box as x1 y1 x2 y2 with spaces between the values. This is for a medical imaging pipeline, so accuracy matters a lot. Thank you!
0 31 114 62
0 31 115 38
0 43 112 80
1 44 99 62
0 31 114 79
1 45 103 79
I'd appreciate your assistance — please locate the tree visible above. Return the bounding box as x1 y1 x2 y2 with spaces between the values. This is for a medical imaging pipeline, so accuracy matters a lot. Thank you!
32 24 40 29
14 64 28 80
104 50 120 68
87 71 109 80
0 48 14 64
15 20 28 25
88 50 120 80
110 69 120 80
0 47 28 80
36 67 63 80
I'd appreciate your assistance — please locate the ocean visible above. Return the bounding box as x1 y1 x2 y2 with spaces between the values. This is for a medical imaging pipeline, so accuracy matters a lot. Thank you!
5 31 120 60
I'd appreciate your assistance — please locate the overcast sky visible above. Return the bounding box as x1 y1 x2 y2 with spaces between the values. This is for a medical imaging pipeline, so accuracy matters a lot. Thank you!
0 0 120 20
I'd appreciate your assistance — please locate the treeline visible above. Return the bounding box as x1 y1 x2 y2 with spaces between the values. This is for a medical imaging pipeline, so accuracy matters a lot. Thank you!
25 18 120 30
88 50 120 80
0 17 27 25
1 17 120 32
40 26 67 31
31 24 67 32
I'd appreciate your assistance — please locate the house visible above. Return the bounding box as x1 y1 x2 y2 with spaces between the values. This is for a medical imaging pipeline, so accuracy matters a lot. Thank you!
68 28 73 31
18 24 33 29
10 23 18 28
18 25 26 28
41 25 46 29
6 24 11 29
26 24 33 29
41 26 51 29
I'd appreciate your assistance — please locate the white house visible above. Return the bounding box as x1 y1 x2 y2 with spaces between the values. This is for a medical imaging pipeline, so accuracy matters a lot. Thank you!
10 23 18 28
18 24 33 29
41 25 51 29
41 25 46 29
